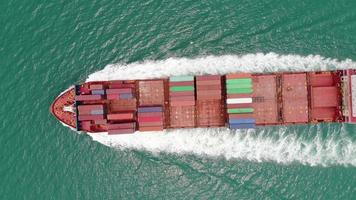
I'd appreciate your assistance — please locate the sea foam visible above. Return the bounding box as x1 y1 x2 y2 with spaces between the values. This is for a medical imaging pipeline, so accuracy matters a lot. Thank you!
85 53 356 167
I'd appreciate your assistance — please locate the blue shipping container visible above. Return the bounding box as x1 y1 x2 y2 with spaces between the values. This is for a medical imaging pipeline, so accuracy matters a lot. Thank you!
229 123 255 129
91 89 105 95
91 110 104 115
228 118 256 124
120 93 133 99
138 107 163 113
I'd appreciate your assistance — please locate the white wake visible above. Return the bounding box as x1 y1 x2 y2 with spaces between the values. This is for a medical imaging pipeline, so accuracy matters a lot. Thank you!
84 53 356 167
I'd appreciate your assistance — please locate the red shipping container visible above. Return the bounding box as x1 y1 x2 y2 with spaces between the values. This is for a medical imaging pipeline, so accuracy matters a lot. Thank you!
196 84 221 90
197 90 221 96
228 113 254 119
75 95 102 101
227 94 252 98
77 104 103 111
78 115 104 121
107 113 134 120
169 91 195 97
106 88 132 94
170 100 195 106
138 116 162 122
137 112 162 117
170 96 195 101
196 95 221 100
139 126 163 131
90 84 104 90
169 81 194 86
78 109 91 115
109 83 135 89
107 94 120 100
227 103 253 109
196 75 221 81
107 122 135 130
196 80 221 86
139 121 163 127
226 73 251 79
108 128 135 134
80 121 91 130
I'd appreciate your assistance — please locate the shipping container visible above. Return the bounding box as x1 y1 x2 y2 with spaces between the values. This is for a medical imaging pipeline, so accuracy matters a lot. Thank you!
227 103 253 109
169 76 194 82
196 80 221 86
75 95 102 101
169 86 195 92
170 96 195 101
226 73 251 79
228 118 256 124
77 104 103 111
226 98 253 104
138 116 162 122
196 85 221 90
228 113 254 119
229 123 255 129
90 109 104 115
169 81 194 86
90 84 104 90
196 100 224 126
196 75 221 81
169 91 195 97
106 88 132 94
137 112 162 117
78 115 104 121
107 122 135 130
91 89 105 95
119 93 133 99
138 121 163 127
107 113 134 120
227 108 254 114
137 107 162 113
226 88 253 94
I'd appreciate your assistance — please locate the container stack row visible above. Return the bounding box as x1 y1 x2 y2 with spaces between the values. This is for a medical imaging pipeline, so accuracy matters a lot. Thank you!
169 76 196 128
77 104 106 130
196 75 224 127
225 74 255 129
75 84 105 101
137 106 164 131
105 82 137 134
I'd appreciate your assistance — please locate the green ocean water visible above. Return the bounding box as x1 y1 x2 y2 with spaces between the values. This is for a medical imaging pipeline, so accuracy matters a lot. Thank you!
1 0 356 199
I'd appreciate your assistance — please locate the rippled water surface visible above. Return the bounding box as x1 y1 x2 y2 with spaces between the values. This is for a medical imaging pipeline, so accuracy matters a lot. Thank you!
1 0 356 199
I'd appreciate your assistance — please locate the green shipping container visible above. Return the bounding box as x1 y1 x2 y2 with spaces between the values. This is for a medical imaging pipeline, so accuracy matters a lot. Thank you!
226 78 252 85
169 76 194 82
226 88 253 94
170 86 195 92
227 108 254 114
226 83 252 89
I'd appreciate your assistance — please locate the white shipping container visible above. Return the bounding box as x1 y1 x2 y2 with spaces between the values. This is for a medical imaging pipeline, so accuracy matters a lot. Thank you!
226 98 252 104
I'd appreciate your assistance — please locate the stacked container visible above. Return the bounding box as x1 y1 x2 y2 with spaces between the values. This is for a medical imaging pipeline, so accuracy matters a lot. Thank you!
89 84 105 95
169 76 196 128
137 106 163 131
196 75 224 127
106 88 133 100
107 122 136 134
138 80 165 106
225 73 255 129
77 104 106 129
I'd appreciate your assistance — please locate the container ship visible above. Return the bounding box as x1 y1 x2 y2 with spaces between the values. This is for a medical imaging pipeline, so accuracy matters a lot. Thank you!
50 69 356 134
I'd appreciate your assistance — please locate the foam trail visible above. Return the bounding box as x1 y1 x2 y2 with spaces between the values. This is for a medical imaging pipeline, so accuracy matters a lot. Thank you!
85 53 356 166
88 127 356 167
87 53 356 81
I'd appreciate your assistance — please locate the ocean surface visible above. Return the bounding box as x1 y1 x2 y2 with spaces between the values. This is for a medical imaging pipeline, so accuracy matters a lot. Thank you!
1 0 356 199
